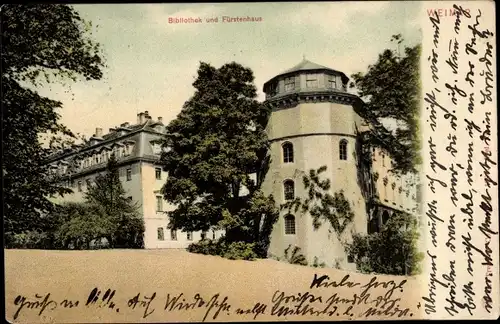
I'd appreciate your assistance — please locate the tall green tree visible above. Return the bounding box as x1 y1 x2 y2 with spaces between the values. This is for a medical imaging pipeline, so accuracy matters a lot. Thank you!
2 4 105 243
85 154 145 248
351 35 421 175
159 61 278 257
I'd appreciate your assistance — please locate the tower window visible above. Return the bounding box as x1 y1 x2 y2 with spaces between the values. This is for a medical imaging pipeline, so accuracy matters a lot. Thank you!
339 139 348 160
284 77 295 91
155 168 162 180
284 180 295 201
327 75 337 89
284 214 296 235
306 74 318 88
282 142 294 163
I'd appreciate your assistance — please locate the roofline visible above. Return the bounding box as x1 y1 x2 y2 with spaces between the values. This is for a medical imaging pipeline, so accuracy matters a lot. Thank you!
263 68 350 90
45 125 165 164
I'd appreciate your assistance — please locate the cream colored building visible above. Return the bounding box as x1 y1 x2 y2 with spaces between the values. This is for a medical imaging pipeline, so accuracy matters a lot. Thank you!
46 111 219 249
46 60 419 260
261 59 420 269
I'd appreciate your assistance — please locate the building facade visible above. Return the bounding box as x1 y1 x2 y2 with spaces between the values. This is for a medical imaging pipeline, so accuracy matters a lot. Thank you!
46 60 419 261
46 111 219 249
261 59 420 269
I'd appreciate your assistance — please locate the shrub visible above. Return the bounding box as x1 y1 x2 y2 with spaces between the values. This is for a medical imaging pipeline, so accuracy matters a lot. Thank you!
284 245 308 266
8 231 50 249
187 238 257 261
345 211 424 275
187 238 221 255
312 256 326 268
222 241 257 260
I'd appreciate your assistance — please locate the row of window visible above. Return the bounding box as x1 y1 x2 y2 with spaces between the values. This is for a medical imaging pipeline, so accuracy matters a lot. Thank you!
273 74 345 94
70 167 162 192
53 145 134 176
157 228 215 241
282 140 348 164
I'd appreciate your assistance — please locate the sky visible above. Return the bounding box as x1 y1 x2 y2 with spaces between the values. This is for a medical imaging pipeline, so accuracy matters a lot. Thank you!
35 1 422 138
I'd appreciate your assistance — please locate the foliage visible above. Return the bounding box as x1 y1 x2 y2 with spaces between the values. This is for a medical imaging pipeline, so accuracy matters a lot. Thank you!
333 258 343 270
52 202 112 250
312 256 326 268
85 154 145 248
223 241 258 260
351 34 421 175
281 166 354 236
7 230 51 249
2 4 105 243
186 238 258 261
159 61 278 257
284 245 308 266
345 211 424 275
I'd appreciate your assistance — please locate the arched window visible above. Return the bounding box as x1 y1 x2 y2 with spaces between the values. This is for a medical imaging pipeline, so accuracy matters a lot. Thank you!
339 139 348 160
382 210 390 225
284 180 295 201
282 142 294 163
284 214 296 235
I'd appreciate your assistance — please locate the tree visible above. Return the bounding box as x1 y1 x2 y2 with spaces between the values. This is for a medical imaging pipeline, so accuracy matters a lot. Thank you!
2 4 105 244
281 166 355 237
351 35 421 175
345 210 424 275
52 202 112 250
85 154 145 248
159 61 278 257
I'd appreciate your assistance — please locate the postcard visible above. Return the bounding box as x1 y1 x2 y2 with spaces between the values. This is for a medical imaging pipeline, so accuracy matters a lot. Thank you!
2 1 498 322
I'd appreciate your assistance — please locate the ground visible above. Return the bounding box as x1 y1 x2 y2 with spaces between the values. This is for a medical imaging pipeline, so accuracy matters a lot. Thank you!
5 249 422 322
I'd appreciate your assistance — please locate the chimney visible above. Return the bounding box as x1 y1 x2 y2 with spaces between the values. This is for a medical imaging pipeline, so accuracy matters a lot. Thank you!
137 112 145 124
109 128 115 133
144 111 152 120
120 122 130 128
158 116 163 123
95 127 103 138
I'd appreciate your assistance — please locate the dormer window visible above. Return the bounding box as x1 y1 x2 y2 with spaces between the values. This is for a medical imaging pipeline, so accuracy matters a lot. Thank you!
284 77 295 92
152 143 162 155
306 74 318 88
327 75 337 89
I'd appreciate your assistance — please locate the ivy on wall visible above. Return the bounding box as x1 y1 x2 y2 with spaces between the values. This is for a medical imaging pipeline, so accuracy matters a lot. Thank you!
280 165 354 237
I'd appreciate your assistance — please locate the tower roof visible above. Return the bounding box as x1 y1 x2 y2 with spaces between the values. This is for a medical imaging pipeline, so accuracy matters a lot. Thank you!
263 58 349 90
279 59 335 75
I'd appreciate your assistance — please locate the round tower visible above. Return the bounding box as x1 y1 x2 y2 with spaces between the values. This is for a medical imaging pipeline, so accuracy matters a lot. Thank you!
262 58 369 269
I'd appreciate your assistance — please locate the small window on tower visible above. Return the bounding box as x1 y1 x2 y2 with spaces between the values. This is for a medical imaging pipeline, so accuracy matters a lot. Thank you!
284 77 295 91
339 139 348 160
306 74 318 88
327 74 337 89
282 142 294 163
284 180 295 201
284 214 296 235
